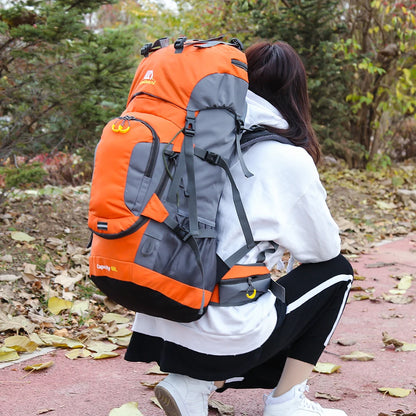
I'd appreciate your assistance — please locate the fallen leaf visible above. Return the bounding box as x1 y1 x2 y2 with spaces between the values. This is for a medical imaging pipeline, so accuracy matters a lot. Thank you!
336 338 357 346
36 408 55 415
4 335 38 353
378 387 412 398
382 294 414 304
11 231 35 242
382 332 404 348
151 397 162 409
340 351 375 361
108 402 144 416
208 398 234 415
315 392 341 401
397 275 412 291
85 340 118 352
313 362 341 374
140 381 159 388
91 351 119 359
397 342 416 352
39 334 84 349
47 296 73 315
0 274 21 282
70 300 90 316
146 364 168 375
65 349 91 360
108 335 132 347
0 311 37 333
24 361 54 371
101 313 131 324
0 346 20 362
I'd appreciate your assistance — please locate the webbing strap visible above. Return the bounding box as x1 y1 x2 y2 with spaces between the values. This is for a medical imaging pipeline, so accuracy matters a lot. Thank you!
236 129 254 178
166 150 186 205
194 147 256 267
184 111 198 236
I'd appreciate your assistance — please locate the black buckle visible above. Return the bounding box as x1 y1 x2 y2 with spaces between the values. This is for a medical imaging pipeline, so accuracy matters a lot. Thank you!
174 224 191 241
230 38 244 51
204 151 221 165
174 37 187 53
141 43 153 57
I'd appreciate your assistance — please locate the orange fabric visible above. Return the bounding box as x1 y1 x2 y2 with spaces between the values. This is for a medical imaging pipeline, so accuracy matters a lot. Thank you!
90 256 211 309
221 264 270 280
90 224 148 262
141 194 169 223
127 43 248 110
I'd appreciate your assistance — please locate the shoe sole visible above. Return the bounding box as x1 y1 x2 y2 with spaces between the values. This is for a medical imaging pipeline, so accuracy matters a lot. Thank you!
155 384 183 416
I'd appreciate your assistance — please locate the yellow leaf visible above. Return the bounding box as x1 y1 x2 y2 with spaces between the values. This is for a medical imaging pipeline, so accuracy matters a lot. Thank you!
102 313 131 324
11 231 35 242
340 351 375 361
397 275 412 291
146 364 168 375
111 327 132 337
108 335 132 347
109 401 144 416
39 333 84 349
65 349 91 360
397 342 416 352
24 361 54 371
313 362 341 374
48 296 73 315
4 335 38 353
0 346 20 362
85 340 118 352
91 351 119 359
378 387 411 397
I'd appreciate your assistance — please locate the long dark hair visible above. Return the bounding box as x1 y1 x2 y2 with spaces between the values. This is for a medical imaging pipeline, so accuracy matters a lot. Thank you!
245 41 320 164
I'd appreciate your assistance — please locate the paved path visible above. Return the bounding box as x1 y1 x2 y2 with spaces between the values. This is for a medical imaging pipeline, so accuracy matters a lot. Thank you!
1 234 415 416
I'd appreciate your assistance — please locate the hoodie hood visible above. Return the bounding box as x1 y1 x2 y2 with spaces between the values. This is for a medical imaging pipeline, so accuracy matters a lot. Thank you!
244 90 289 131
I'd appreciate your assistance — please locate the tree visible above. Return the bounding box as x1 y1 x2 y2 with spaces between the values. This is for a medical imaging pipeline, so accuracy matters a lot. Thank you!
340 0 416 167
0 0 137 159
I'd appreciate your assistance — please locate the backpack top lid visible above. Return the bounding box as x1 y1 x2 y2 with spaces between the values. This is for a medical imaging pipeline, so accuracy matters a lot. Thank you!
126 37 249 119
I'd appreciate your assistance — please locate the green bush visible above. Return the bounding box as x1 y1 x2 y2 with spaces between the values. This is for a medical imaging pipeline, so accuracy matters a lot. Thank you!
1 163 47 189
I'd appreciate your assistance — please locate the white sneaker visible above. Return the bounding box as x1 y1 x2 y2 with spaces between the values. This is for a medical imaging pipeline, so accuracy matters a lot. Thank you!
154 373 216 416
263 382 347 416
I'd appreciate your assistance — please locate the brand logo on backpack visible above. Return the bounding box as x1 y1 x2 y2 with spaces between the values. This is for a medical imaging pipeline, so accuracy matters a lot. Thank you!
140 70 156 85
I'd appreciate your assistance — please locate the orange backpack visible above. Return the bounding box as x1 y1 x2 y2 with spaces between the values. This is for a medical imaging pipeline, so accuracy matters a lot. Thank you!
88 37 279 322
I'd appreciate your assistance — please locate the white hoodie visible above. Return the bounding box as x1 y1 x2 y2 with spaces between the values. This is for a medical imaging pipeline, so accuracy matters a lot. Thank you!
131 91 341 356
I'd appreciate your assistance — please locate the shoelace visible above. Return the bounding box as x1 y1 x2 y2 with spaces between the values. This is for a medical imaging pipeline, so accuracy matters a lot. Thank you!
297 385 325 414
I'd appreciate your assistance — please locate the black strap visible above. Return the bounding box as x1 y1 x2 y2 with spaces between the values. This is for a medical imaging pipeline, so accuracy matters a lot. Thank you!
241 127 295 149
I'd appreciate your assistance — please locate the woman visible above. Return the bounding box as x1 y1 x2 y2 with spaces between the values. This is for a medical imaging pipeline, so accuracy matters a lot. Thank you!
125 41 353 416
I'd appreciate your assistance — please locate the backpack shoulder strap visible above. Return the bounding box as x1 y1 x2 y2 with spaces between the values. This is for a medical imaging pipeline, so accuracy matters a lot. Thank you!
241 126 294 149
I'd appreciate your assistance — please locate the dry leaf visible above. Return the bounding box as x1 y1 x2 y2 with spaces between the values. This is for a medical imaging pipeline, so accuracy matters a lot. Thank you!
0 346 20 362
397 342 416 352
140 381 159 388
91 351 119 359
11 231 35 242
146 364 168 375
336 338 357 346
382 294 414 304
39 333 84 349
0 274 21 282
313 362 341 374
70 300 90 316
340 351 375 361
397 275 412 291
85 340 118 352
65 348 91 360
108 402 144 416
382 332 404 348
47 296 73 315
4 335 38 353
0 311 37 333
208 398 234 416
101 313 131 324
108 335 132 347
151 397 162 409
24 361 54 371
315 392 341 401
378 387 412 398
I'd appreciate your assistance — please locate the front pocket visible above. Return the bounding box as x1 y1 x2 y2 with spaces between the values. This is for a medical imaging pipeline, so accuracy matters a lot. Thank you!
218 273 271 306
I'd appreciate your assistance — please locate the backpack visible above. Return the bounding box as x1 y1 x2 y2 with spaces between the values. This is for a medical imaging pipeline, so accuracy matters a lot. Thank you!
88 36 285 322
